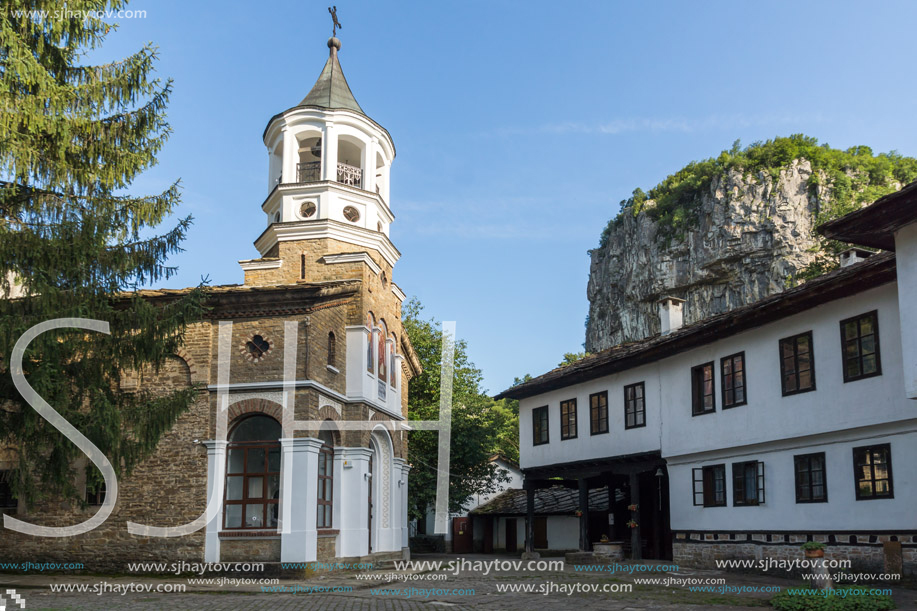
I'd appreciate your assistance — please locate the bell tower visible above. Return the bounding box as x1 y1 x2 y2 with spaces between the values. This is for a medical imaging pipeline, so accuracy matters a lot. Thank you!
240 33 398 287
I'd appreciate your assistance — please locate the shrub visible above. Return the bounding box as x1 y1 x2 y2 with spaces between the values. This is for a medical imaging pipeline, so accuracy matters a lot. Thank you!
770 586 895 610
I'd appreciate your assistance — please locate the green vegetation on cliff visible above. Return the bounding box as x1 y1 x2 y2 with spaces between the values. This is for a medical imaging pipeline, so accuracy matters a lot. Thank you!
597 135 917 250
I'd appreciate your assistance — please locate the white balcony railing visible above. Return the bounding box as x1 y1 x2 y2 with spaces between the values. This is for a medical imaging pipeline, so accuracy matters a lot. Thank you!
294 161 362 189
336 162 362 188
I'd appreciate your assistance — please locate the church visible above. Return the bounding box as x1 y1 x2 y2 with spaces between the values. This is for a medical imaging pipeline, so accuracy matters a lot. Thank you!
0 32 421 567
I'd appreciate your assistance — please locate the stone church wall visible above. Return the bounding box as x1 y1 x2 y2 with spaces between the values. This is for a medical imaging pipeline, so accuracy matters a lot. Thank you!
0 338 211 570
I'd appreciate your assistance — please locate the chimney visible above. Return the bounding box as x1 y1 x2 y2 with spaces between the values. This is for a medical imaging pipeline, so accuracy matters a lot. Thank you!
839 248 873 268
658 297 686 335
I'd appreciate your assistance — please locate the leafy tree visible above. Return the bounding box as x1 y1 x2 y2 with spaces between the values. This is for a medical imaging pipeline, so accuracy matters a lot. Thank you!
488 399 519 464
486 374 533 465
403 298 507 519
0 1 207 507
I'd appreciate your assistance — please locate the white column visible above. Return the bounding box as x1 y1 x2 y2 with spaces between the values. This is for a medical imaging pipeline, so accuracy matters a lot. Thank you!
391 457 403 551
895 222 917 398
364 137 377 193
337 447 372 557
385 338 397 414
399 460 411 551
281 127 296 185
391 354 405 414
203 440 227 563
322 122 338 182
331 445 345 546
364 330 378 401
267 149 275 192
280 437 323 562
381 162 391 203
345 326 370 399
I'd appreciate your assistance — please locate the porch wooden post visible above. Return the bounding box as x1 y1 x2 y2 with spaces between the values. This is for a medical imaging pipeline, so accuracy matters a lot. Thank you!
630 472 642 560
605 475 614 541
578 478 589 551
525 486 535 553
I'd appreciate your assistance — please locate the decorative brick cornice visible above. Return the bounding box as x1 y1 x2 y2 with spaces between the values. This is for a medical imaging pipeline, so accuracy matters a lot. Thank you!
219 530 280 538
212 296 354 320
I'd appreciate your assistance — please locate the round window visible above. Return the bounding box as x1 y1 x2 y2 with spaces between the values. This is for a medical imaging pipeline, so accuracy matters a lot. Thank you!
300 202 317 218
343 206 360 223
240 334 273 363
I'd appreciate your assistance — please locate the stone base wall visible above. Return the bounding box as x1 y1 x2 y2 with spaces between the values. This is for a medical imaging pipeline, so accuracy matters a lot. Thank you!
219 538 281 563
673 531 917 577
409 535 445 553
317 534 338 560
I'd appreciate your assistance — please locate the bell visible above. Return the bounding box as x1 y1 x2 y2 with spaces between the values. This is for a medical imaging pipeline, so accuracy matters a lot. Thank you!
310 138 322 158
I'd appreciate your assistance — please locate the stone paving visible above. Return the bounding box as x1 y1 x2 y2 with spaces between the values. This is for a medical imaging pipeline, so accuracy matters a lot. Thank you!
3 554 915 610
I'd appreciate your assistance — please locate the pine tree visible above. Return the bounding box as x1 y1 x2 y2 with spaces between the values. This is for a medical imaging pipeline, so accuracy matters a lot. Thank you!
0 1 207 507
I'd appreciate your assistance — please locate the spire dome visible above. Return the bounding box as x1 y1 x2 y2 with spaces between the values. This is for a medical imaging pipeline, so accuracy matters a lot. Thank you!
299 37 364 115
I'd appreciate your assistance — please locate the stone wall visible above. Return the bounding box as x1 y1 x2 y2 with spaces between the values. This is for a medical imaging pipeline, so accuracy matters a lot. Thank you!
673 531 917 577
239 237 412 424
0 346 211 571
317 533 338 560
219 537 281 563
243 237 371 287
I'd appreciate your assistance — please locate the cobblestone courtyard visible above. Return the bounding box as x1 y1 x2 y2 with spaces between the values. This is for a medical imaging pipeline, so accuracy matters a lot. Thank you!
3 554 915 610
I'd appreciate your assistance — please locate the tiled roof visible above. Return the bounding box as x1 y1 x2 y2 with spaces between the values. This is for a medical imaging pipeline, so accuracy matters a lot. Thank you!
130 278 359 300
818 179 917 251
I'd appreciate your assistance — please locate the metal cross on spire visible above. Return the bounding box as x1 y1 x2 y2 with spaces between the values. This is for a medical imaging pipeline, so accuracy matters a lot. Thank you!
329 6 342 37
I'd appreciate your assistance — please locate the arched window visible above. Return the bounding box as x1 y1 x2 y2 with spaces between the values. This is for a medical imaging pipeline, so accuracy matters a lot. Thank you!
225 415 281 530
327 331 336 368
317 429 334 529
366 313 375 373
378 320 388 382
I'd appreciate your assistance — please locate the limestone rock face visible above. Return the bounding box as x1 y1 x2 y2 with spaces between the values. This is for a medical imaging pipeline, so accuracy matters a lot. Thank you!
586 160 823 352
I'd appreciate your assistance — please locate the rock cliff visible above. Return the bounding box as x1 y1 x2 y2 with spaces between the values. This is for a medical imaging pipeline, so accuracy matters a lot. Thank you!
587 159 839 352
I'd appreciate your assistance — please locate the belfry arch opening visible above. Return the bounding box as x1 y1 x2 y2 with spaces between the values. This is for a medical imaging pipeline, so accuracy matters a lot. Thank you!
337 136 364 188
297 133 322 183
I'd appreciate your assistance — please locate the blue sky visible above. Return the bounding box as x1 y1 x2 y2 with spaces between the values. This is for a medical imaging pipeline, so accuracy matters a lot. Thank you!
96 0 917 395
